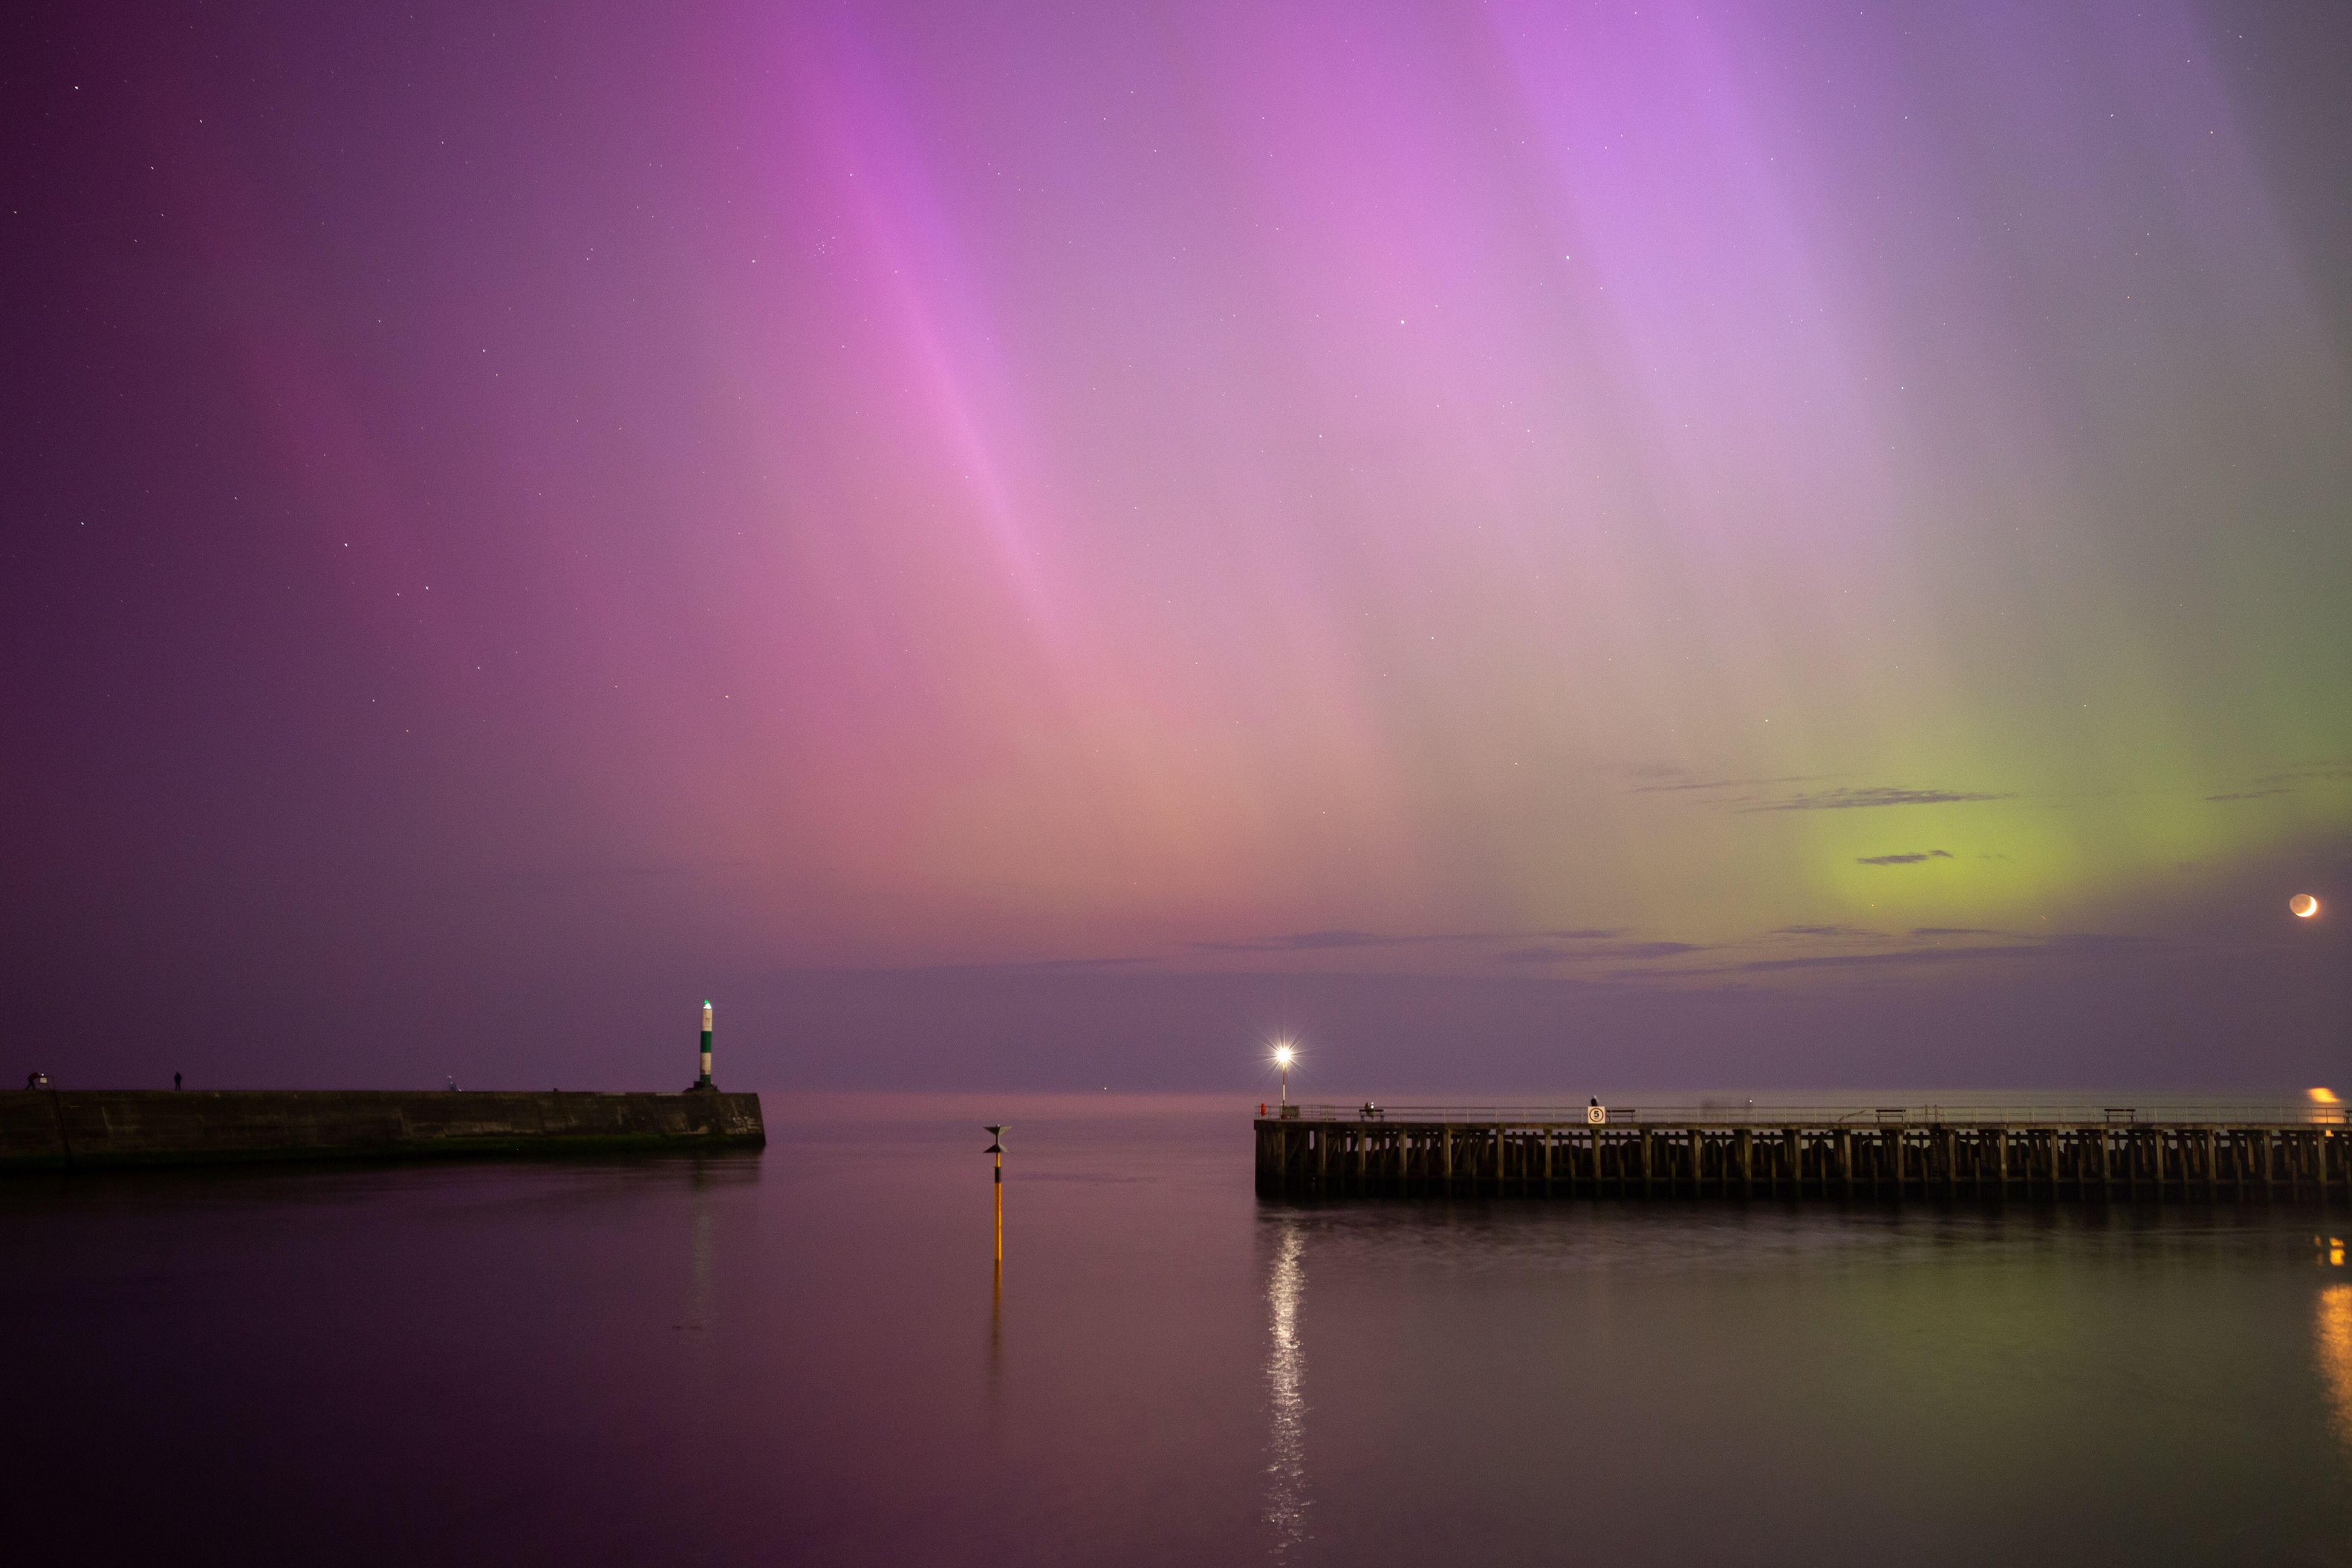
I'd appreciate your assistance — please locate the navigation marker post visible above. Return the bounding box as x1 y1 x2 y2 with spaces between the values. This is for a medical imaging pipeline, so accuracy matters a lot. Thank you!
985 1125 1006 1265
694 1001 715 1090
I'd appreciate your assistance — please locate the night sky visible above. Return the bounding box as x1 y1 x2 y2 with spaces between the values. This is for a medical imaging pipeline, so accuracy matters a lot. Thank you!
5 1 2348 1093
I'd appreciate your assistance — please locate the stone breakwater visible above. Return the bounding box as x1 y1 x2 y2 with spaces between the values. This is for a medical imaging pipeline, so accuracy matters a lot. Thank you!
0 1090 765 1170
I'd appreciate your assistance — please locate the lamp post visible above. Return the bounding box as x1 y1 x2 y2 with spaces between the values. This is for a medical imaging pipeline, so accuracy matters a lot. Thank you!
1275 1043 1295 1106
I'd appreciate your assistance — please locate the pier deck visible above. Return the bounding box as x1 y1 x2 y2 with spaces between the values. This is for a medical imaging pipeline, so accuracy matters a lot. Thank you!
1255 1103 2350 1203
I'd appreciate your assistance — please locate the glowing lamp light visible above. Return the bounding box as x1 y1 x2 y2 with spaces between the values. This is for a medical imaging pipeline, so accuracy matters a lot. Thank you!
2313 1087 2341 1105
1273 1044 1296 1069
1272 1041 1296 1106
2290 894 2321 919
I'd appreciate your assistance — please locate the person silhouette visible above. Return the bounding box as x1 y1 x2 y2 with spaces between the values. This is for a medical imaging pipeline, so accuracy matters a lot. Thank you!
174 1072 183 1091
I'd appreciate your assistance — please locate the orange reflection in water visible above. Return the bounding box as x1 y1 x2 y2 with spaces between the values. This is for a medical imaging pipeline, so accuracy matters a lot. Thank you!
2321 1284 2352 1448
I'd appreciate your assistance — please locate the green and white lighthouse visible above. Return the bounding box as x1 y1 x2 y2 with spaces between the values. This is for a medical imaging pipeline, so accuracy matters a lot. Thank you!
695 1000 714 1090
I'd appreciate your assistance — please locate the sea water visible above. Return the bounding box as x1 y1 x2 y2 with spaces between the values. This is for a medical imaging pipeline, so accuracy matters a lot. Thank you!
4 1093 2347 1564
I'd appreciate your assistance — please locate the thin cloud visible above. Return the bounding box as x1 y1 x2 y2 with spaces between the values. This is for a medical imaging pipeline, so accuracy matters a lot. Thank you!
1538 927 1623 940
1191 929 1403 953
1626 773 1815 796
917 954 1164 973
1501 940 1702 963
2038 931 2150 954
1743 787 2010 813
2255 761 2352 786
1719 945 2052 974
1189 928 1513 954
1699 929 2138 975
1856 850 1955 865
2206 761 2352 801
1771 924 1874 937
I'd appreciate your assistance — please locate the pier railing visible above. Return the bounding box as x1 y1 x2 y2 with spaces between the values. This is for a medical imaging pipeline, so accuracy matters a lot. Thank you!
1275 1101 2344 1128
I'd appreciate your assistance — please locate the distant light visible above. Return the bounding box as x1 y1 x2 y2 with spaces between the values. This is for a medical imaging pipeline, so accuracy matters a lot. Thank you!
2313 1087 2342 1105
2291 894 2321 919
1273 1044 1296 1068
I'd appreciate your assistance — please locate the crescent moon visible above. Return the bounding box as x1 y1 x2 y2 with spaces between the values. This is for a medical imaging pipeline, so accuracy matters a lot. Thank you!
2291 893 2320 918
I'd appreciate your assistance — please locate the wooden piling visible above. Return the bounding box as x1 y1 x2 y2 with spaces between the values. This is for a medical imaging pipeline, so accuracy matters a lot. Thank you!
1252 1104 2349 1205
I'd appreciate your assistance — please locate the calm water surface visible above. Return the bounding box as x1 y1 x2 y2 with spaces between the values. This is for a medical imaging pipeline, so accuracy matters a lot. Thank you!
6 1092 2351 1564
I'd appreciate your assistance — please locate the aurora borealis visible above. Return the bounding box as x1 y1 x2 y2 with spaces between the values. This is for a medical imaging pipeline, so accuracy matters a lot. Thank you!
5 1 2348 1088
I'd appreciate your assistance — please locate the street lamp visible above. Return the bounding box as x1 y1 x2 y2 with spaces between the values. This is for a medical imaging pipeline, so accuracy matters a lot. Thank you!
1273 1042 1296 1105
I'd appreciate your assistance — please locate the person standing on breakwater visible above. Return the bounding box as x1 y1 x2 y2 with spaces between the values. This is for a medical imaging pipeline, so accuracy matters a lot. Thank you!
174 1073 182 1091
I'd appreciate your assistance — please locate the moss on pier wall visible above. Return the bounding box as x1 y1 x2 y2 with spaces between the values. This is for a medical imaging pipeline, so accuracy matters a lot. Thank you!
0 1090 765 1171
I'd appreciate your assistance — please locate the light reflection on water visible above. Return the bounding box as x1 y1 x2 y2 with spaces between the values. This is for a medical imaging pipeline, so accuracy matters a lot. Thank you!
1263 1215 1309 1556
2322 1283 2352 1448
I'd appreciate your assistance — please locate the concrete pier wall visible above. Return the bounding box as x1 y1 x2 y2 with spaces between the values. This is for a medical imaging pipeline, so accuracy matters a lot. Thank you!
0 1090 765 1170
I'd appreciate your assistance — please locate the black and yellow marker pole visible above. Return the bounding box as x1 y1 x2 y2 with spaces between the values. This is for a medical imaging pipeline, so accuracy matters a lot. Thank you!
984 1125 1005 1265
986 1124 1005 1393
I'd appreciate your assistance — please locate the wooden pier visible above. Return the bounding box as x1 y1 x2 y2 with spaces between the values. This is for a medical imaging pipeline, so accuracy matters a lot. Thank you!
1255 1103 2351 1204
